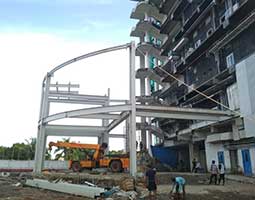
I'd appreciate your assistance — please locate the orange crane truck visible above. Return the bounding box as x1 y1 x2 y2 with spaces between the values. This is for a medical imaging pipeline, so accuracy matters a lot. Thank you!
49 141 129 172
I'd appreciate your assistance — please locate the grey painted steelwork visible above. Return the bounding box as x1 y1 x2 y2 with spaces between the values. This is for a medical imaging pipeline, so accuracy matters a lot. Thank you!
35 41 232 176
34 43 133 174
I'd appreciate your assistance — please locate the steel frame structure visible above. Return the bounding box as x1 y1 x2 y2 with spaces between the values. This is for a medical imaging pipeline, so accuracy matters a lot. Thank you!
34 42 232 176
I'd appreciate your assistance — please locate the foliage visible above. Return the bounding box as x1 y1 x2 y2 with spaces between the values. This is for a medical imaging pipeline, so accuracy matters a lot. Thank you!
108 150 125 155
0 138 51 160
52 138 89 161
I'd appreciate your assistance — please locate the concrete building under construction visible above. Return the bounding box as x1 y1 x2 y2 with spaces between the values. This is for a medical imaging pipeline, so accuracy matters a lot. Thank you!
130 0 255 176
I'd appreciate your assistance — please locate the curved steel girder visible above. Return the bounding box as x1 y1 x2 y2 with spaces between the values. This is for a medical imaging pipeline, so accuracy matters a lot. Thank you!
43 104 132 124
46 43 131 79
43 104 233 124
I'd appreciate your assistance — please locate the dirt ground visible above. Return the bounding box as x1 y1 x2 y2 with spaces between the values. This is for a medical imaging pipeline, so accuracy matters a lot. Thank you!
156 183 255 200
0 177 91 200
1 173 255 200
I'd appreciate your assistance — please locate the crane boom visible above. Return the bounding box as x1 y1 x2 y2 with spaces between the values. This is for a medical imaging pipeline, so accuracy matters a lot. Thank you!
49 141 100 150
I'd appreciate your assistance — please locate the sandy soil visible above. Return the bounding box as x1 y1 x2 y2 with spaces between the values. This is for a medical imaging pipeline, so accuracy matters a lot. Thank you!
1 174 255 200
156 182 255 200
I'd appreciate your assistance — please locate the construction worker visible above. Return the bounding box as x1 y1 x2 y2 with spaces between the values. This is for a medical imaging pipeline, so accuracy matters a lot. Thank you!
192 158 197 172
139 141 144 151
145 164 158 200
170 176 186 200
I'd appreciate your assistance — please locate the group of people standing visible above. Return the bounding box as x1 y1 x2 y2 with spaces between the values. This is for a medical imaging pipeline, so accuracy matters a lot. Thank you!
144 160 225 200
192 158 225 185
209 160 225 185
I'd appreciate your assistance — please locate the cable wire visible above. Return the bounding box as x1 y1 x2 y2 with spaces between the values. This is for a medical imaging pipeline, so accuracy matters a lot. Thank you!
136 47 255 123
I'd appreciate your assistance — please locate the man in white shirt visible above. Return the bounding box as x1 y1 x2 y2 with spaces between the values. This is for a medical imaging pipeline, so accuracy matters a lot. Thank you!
209 160 218 185
218 163 225 185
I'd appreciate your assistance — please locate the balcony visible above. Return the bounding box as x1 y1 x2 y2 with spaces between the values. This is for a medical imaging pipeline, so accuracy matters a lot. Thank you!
160 22 182 56
130 20 167 41
177 67 236 105
172 0 189 21
210 0 255 52
136 42 168 61
130 1 165 21
174 0 215 42
159 0 177 15
185 0 255 64
160 0 183 34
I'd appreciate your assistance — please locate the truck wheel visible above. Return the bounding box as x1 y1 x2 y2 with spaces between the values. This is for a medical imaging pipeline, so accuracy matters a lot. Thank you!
71 161 81 172
110 160 122 172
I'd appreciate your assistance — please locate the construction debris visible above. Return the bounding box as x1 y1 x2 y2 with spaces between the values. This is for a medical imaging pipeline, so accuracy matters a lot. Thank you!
25 178 106 198
120 177 135 191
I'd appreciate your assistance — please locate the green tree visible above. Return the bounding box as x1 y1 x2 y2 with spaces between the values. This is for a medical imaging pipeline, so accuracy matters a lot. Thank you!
0 138 52 160
52 138 90 161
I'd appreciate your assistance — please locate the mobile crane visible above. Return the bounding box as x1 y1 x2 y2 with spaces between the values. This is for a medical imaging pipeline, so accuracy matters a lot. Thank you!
49 141 129 172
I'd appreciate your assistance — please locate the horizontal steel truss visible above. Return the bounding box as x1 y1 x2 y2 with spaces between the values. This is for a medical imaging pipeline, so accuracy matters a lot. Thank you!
45 124 125 138
43 104 233 135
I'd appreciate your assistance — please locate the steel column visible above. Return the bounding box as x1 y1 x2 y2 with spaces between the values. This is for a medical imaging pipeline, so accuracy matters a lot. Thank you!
129 41 137 176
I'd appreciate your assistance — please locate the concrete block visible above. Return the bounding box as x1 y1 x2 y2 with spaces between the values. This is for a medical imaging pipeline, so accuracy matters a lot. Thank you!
25 179 106 198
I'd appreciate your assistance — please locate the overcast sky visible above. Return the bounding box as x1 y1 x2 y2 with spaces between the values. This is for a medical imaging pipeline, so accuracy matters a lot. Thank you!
0 0 137 149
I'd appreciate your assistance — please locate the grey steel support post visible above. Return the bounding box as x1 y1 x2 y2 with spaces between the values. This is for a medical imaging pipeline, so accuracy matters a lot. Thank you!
102 89 110 151
144 52 152 152
125 117 130 153
129 41 137 177
189 142 194 172
34 75 51 173
140 55 147 149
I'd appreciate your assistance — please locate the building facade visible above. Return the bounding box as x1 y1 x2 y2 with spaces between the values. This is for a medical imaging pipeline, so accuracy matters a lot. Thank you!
131 0 255 176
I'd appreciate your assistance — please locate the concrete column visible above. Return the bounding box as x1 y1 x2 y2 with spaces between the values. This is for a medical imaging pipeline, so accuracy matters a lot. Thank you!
125 118 130 153
189 143 194 172
34 75 51 173
129 41 137 176
140 55 147 149
34 126 47 173
147 125 153 155
102 89 110 147
232 118 241 141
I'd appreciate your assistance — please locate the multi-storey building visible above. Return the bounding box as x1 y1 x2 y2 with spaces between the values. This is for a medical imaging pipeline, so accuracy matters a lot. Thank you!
131 0 255 176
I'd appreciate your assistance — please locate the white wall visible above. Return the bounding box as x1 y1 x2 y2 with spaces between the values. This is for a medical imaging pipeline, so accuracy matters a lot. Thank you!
236 53 255 138
0 160 68 170
205 142 231 171
250 147 255 175
237 147 255 175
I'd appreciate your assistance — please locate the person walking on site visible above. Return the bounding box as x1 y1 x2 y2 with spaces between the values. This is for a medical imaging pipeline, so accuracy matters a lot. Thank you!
218 163 225 185
139 141 144 151
145 165 158 200
209 160 218 185
192 158 197 173
170 176 186 200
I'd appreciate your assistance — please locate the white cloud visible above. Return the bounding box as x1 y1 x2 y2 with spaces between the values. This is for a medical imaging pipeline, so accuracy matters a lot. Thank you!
0 32 129 149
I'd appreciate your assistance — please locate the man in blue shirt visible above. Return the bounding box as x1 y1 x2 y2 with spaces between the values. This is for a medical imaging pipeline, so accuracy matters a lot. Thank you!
170 176 186 200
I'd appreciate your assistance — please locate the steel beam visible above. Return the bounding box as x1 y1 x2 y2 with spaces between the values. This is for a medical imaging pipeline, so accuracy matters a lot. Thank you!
107 111 130 132
48 99 106 106
50 83 80 88
137 111 223 121
49 92 109 101
75 113 121 120
48 43 131 77
136 105 232 116
129 41 137 176
43 104 132 124
45 125 106 137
